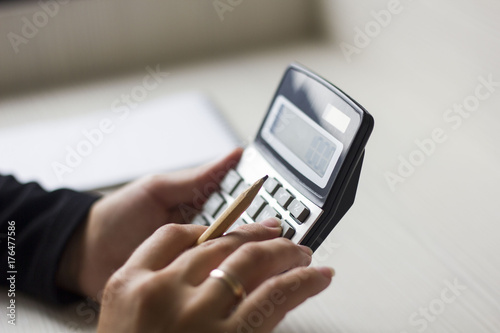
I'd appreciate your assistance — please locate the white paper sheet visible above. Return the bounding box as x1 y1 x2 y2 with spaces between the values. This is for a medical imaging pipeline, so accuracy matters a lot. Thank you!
0 92 239 191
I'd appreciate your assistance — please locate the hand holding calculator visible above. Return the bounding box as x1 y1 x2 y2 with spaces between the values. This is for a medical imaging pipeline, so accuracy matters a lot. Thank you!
193 64 374 252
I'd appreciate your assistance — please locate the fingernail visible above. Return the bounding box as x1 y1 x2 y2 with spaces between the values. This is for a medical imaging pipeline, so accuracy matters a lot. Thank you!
298 245 313 256
316 266 335 279
260 217 282 229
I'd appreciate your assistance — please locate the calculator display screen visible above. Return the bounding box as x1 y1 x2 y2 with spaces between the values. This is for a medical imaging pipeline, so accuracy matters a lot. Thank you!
256 66 368 205
261 95 344 188
271 105 336 177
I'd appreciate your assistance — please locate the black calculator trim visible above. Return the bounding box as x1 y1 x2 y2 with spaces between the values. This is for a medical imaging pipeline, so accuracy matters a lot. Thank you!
254 63 374 251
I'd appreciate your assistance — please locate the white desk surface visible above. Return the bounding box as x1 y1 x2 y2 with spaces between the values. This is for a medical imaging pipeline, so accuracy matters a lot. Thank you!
1 3 500 331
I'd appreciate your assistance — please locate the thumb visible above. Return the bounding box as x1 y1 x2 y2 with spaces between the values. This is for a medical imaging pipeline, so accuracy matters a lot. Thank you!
144 147 243 207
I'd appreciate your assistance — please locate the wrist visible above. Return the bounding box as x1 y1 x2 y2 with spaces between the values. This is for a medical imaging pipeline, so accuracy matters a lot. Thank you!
56 213 87 297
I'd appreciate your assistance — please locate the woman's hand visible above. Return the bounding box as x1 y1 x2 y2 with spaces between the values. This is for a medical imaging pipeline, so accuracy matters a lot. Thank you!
97 219 334 333
58 148 244 300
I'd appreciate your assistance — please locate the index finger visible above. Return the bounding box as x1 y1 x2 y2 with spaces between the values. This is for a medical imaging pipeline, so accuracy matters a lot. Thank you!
163 219 283 285
125 223 207 271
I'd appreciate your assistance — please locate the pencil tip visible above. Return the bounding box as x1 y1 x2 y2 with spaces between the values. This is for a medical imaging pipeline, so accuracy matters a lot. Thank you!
262 175 269 181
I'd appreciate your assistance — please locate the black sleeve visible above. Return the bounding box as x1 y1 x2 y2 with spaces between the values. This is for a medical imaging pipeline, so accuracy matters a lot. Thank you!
0 175 100 304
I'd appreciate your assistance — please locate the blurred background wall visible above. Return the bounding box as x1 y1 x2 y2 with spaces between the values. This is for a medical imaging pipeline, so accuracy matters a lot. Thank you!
2 0 499 98
0 0 322 95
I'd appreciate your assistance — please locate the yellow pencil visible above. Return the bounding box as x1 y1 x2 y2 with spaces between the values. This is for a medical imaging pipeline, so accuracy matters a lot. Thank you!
196 175 268 245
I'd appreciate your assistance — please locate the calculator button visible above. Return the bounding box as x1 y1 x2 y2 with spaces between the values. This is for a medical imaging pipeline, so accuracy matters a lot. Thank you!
255 205 281 223
232 181 249 198
263 177 281 195
192 214 209 226
281 220 296 239
274 187 294 209
246 195 267 219
204 192 226 217
220 169 242 195
214 202 228 219
227 218 247 233
288 199 310 223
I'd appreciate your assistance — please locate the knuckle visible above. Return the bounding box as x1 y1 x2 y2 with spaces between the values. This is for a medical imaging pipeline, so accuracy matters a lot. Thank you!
293 266 310 277
176 302 202 329
262 276 281 291
101 267 139 305
236 222 270 236
227 221 281 243
106 269 128 291
139 174 170 193
155 223 190 239
274 236 294 247
239 242 270 262
214 241 238 257
266 237 296 253
295 266 314 280
230 223 251 236
102 275 125 304
132 275 167 309
245 222 274 235
140 174 162 187
200 239 236 257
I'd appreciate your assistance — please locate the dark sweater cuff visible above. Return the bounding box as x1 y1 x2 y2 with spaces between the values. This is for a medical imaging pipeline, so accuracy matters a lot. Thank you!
36 190 100 304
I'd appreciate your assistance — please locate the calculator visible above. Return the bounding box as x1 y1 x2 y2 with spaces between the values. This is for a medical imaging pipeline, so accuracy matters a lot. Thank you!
192 64 374 252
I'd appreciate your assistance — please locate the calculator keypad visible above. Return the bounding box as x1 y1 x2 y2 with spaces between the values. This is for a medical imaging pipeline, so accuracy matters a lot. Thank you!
192 214 209 226
214 203 228 219
220 169 242 195
255 205 281 223
194 169 311 241
274 187 294 209
282 220 296 239
232 181 249 198
246 195 267 219
204 192 225 217
263 177 281 195
288 199 310 223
